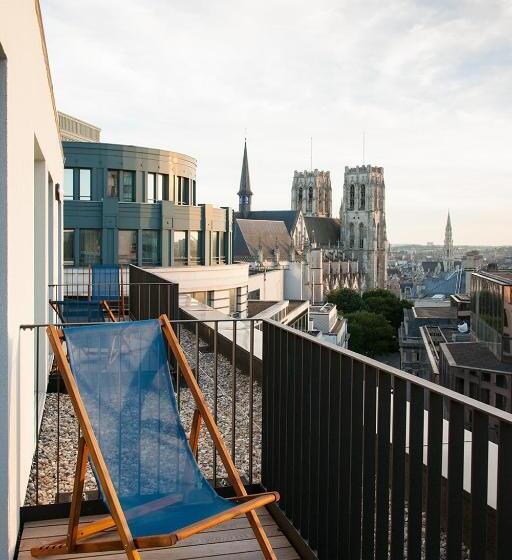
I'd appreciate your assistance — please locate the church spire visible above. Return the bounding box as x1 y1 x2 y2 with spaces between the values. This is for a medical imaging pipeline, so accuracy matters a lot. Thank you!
237 139 252 218
444 211 454 272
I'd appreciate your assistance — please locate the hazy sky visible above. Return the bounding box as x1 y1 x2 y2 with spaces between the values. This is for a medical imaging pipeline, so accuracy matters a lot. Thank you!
42 0 511 245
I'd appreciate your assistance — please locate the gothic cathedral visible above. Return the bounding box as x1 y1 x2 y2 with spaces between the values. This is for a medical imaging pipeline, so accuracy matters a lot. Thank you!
340 165 388 289
291 169 332 217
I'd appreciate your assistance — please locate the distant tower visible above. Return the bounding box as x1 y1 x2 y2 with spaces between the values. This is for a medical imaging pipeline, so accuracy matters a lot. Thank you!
340 165 388 289
444 211 454 272
291 169 332 217
237 140 252 218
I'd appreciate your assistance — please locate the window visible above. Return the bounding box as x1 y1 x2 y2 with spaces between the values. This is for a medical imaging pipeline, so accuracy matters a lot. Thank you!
219 231 225 262
78 169 91 200
64 169 74 199
481 388 490 404
142 231 160 265
121 171 135 202
156 174 164 201
359 223 365 249
107 170 119 198
118 230 137 264
349 184 355 210
147 173 165 203
190 231 201 264
79 229 101 265
173 231 187 264
175 176 190 204
64 230 75 266
211 231 219 263
359 185 366 210
496 374 506 388
191 179 197 205
495 393 507 411
349 223 355 249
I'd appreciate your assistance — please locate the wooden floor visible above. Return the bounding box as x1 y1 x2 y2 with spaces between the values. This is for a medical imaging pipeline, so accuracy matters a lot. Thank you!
17 508 300 560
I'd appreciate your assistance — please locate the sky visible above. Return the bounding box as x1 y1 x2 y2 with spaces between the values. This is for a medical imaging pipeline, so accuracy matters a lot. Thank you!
42 0 512 245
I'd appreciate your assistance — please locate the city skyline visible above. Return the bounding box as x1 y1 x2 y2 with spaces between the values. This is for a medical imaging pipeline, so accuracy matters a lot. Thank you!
42 0 512 245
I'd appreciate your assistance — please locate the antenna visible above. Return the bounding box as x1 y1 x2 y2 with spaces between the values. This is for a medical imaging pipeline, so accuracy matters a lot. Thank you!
362 131 365 165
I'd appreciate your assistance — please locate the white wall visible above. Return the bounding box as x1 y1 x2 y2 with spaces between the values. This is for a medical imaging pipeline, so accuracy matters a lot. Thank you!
284 261 309 300
0 2 63 556
248 268 284 301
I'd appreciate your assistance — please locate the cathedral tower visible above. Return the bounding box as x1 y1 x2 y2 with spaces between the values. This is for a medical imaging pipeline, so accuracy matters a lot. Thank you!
291 169 332 217
340 165 388 289
237 140 252 218
444 211 454 272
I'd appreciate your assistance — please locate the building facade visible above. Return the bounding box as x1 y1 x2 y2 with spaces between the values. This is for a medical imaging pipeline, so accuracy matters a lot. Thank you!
0 2 63 556
291 169 332 217
340 165 388 289
63 142 232 269
58 111 101 142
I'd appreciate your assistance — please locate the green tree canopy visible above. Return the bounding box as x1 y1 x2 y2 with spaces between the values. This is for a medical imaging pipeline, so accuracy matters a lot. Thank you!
326 288 363 314
345 310 397 357
362 289 413 330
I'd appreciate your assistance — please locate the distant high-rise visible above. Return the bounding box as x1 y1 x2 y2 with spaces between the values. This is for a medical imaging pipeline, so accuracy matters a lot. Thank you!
340 165 388 289
444 211 454 272
58 111 101 142
291 169 332 217
237 140 253 218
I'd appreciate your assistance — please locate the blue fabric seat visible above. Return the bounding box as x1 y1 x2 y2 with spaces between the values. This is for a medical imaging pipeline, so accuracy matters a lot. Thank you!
91 264 120 302
64 320 235 537
54 299 105 324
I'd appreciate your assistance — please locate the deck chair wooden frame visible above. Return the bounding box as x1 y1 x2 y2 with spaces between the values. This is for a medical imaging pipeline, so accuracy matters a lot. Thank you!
32 315 278 559
49 299 116 323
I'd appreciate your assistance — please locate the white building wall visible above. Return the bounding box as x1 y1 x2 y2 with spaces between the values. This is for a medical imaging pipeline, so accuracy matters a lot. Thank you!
0 2 63 556
248 268 284 301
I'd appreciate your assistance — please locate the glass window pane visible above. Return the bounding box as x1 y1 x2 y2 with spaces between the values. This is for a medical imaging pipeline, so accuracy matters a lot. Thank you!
156 174 163 201
211 231 219 261
79 229 101 265
107 170 119 198
189 231 200 264
64 169 74 199
147 173 155 203
219 232 225 259
118 230 137 264
121 172 135 202
64 230 75 265
142 230 160 265
173 231 187 264
79 169 91 200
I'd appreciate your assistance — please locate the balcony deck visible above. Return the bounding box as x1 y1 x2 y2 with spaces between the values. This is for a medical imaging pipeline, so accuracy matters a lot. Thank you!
18 508 298 560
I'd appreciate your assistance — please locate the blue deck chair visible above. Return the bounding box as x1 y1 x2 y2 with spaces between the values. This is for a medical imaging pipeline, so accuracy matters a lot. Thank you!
91 264 121 302
49 299 108 324
35 317 278 560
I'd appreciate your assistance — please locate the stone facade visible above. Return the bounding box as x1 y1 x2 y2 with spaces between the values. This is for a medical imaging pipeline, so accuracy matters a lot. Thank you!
291 169 332 217
444 211 454 272
340 165 388 289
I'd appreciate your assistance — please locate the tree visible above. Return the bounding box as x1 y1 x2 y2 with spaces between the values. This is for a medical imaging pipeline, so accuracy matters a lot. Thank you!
326 287 363 314
345 310 397 357
362 289 413 330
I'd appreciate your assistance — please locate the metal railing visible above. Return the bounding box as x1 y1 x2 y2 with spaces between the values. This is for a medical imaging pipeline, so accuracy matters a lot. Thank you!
20 317 261 507
262 320 512 560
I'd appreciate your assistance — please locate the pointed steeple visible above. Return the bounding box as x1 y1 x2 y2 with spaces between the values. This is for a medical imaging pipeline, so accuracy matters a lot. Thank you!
237 139 252 218
444 210 454 272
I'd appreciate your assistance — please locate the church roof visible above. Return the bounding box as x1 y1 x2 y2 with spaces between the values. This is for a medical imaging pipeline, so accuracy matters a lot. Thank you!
234 210 301 235
303 216 341 246
233 219 292 260
237 140 252 196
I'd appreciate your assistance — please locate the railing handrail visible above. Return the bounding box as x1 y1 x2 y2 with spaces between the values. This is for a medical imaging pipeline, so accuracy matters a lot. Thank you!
20 317 261 330
267 318 512 423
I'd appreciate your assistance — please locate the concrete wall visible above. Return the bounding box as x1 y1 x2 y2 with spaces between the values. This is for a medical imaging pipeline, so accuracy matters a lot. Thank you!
0 2 63 556
248 269 284 301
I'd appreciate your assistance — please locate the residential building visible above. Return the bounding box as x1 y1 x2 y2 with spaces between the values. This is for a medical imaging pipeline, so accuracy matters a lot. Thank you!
58 111 101 142
63 142 232 269
340 164 388 289
0 2 63 556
